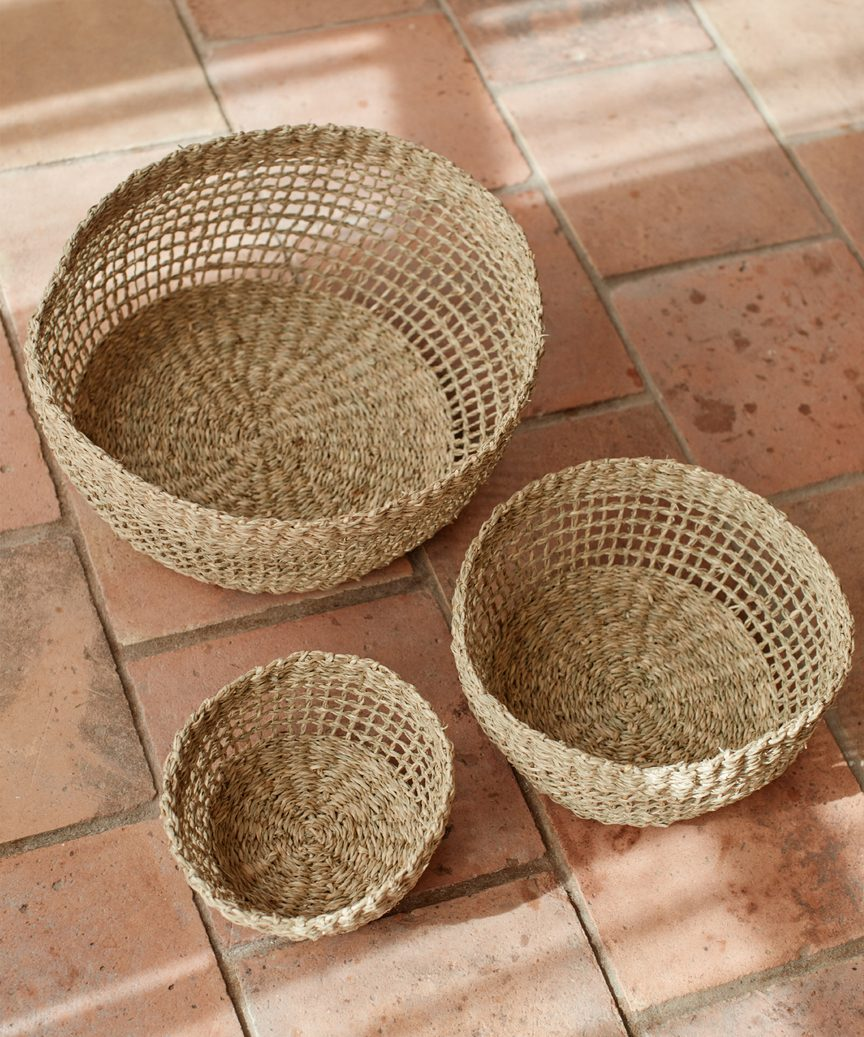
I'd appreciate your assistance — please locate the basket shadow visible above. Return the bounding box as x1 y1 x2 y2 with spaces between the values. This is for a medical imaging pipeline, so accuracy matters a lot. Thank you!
349 946 621 1037
239 871 629 1037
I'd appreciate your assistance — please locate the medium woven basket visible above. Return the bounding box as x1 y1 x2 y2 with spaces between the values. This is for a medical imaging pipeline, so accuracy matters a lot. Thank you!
26 124 543 593
452 458 853 827
161 652 454 940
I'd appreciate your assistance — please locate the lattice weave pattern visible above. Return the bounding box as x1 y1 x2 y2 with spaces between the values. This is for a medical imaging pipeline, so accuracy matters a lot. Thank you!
452 458 853 827
26 124 543 592
161 652 454 940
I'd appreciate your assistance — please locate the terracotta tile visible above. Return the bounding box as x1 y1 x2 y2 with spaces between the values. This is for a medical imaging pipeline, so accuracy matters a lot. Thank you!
186 0 427 41
783 483 864 770
502 56 828 275
69 488 412 645
0 0 224 170
643 954 864 1036
126 589 544 948
0 821 242 1037
235 873 627 1037
0 144 178 342
426 403 684 598
206 14 530 189
612 240 864 496
549 724 864 1010
0 327 59 532
699 0 864 136
451 0 712 85
0 538 153 843
796 131 864 255
502 190 641 417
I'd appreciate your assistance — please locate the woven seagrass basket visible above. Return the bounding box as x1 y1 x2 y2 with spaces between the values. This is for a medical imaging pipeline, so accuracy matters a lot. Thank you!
452 458 853 827
161 652 454 939
26 124 543 593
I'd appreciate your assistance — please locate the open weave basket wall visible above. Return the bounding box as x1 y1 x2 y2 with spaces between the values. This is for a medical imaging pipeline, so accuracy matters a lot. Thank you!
26 124 543 593
452 458 854 827
161 652 454 940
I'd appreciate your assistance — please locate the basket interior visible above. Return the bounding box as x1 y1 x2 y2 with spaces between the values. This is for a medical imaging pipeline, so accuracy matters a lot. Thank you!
33 128 540 521
461 462 850 767
166 657 451 921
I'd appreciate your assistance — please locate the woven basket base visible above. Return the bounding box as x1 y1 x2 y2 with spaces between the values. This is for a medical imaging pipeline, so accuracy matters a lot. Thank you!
208 735 420 918
488 567 777 766
72 280 453 521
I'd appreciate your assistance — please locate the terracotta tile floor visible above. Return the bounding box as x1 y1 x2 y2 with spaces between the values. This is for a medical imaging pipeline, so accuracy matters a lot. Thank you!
1 1 862 1033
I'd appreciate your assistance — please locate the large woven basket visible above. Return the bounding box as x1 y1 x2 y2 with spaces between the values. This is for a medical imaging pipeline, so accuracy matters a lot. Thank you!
452 458 853 827
26 124 543 593
161 652 454 940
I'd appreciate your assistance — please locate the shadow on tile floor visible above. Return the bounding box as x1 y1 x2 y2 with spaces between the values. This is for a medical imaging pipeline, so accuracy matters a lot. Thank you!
3 954 229 1037
0 0 225 170
232 872 628 1037
547 722 864 1012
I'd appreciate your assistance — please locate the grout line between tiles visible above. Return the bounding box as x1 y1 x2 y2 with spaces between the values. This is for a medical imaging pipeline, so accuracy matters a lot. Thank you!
199 2 439 50
635 934 864 1031
169 0 235 132
768 471 864 508
0 133 221 179
50 500 167 787
120 571 421 663
521 391 653 430
435 0 695 467
190 891 258 1037
0 298 73 510
824 711 864 794
491 44 721 94
787 121 864 148
410 545 454 622
0 799 159 861
492 174 542 197
603 231 837 288
689 1 864 274
514 776 637 1037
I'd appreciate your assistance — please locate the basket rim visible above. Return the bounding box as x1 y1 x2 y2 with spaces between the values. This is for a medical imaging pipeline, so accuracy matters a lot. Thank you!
25 122 543 536
160 650 456 934
451 456 855 779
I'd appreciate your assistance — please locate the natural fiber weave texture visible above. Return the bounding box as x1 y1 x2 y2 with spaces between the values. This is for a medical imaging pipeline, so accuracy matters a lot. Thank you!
161 652 454 940
452 458 853 827
26 124 543 592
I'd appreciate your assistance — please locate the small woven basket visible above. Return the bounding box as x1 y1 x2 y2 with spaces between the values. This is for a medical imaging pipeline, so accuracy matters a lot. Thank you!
26 124 542 593
161 652 454 940
452 458 853 827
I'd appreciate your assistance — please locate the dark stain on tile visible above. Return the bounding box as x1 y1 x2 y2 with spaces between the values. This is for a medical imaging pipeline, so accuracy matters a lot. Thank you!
693 395 736 433
689 289 707 304
803 251 835 276
611 826 642 852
